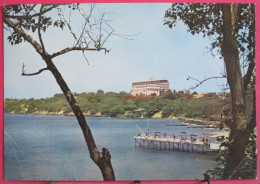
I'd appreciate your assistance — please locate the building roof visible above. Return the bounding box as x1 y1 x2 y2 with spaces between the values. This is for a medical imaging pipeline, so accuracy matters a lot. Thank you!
133 78 169 84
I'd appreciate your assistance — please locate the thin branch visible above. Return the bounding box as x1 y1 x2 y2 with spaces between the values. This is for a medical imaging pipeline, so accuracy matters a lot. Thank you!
82 50 90 65
77 5 98 45
99 13 105 42
21 63 49 76
4 24 11 32
68 8 73 26
243 59 255 91
26 4 37 15
75 21 88 46
217 83 230 91
50 46 109 58
4 5 58 19
38 5 46 53
101 30 114 47
187 75 227 90
57 5 78 42
112 32 140 40
86 31 98 47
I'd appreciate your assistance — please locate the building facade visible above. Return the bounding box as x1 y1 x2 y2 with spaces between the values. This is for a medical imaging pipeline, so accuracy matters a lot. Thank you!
130 78 170 96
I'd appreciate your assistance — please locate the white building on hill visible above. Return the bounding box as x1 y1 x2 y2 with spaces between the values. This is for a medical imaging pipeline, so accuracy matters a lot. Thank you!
130 78 170 96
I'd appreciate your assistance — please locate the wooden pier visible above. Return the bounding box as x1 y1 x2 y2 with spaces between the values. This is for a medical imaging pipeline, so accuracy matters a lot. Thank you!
134 136 219 154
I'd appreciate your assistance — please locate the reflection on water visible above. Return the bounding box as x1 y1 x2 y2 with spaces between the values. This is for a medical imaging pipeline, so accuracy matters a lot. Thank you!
4 114 218 181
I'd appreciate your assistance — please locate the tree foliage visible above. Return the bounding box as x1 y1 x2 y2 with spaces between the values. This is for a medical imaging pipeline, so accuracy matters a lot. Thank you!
206 128 256 179
165 3 255 93
164 3 255 67
5 91 227 121
164 3 256 179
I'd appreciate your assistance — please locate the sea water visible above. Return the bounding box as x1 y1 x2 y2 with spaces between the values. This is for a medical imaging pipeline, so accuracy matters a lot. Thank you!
4 114 218 181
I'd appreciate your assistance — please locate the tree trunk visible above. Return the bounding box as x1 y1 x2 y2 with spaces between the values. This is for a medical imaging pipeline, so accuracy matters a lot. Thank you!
44 55 115 181
4 16 115 181
221 3 245 135
221 3 255 179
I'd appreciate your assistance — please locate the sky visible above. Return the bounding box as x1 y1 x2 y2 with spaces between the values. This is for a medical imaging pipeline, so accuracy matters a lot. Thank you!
4 3 228 99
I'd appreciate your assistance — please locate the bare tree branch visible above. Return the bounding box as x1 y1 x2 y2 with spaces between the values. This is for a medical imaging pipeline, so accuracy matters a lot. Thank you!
57 5 78 43
187 75 227 90
82 50 90 65
26 4 37 15
76 21 88 46
50 46 109 58
112 32 140 40
21 63 49 76
76 5 99 45
38 5 46 53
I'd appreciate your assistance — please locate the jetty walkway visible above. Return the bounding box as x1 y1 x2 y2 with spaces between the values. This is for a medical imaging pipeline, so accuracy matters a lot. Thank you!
134 135 219 154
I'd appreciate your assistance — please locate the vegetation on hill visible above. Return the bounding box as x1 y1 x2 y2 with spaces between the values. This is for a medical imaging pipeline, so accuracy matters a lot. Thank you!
4 90 230 121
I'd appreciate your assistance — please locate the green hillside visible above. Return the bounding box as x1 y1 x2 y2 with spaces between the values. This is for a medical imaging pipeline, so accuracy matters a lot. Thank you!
4 90 229 121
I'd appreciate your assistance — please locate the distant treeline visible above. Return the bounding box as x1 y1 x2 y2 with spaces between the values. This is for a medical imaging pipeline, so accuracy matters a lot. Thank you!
4 90 231 120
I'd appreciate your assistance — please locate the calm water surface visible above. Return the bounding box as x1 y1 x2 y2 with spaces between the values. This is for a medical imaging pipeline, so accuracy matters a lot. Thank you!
4 114 218 181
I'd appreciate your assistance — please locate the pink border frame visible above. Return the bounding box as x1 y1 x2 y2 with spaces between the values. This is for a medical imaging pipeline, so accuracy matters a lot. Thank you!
0 0 259 184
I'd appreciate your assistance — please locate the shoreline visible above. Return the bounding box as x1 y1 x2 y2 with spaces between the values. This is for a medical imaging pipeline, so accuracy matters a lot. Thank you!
5 111 222 128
